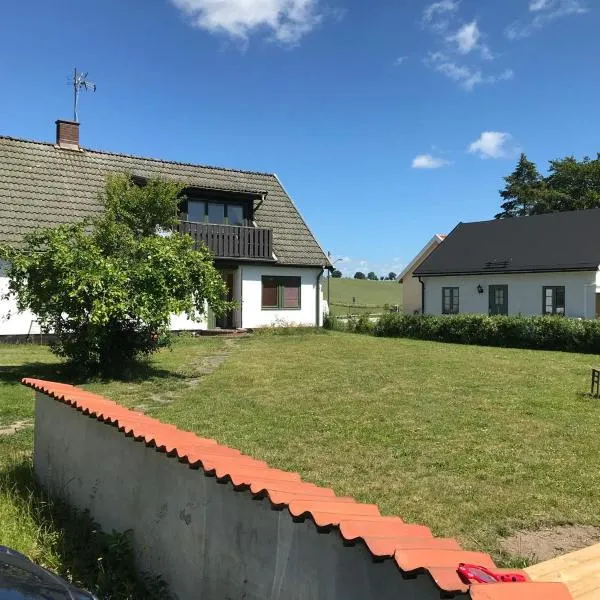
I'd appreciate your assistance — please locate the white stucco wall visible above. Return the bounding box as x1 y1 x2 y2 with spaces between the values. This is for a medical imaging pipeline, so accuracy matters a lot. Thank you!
0 262 42 336
422 271 599 319
169 310 208 331
239 265 324 328
0 262 323 335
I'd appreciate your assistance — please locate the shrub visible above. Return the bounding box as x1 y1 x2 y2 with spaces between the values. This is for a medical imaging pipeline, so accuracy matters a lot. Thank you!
0 174 233 375
346 313 374 334
370 313 600 354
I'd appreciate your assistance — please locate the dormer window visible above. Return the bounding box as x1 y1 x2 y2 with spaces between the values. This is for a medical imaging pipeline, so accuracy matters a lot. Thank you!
185 198 248 226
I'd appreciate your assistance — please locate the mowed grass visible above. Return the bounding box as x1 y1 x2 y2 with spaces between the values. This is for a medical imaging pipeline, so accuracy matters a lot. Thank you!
143 332 600 562
323 278 402 315
1 332 599 568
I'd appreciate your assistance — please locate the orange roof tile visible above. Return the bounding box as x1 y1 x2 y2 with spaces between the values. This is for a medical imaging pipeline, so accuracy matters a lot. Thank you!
22 377 572 600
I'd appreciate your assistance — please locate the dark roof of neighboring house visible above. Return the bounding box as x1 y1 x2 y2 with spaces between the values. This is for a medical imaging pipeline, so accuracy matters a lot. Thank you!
0 135 329 267
414 209 600 276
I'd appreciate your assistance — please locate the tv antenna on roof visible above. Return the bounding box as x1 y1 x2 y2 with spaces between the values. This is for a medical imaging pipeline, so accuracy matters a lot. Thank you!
70 67 96 123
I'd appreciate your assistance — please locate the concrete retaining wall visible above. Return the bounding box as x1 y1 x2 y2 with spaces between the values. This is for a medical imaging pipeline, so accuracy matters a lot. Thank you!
28 380 570 600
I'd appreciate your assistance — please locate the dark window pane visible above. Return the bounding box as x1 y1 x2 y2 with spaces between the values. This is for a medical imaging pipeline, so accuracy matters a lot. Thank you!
443 287 458 314
262 278 278 307
207 203 225 224
227 205 244 226
187 200 205 222
283 278 301 308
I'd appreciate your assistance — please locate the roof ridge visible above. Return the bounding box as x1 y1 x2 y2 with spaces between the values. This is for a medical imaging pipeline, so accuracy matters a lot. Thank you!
22 377 572 600
0 134 277 178
463 208 600 227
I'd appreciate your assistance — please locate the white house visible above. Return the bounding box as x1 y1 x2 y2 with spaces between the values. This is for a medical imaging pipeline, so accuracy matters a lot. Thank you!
0 120 330 337
397 234 445 314
413 210 600 319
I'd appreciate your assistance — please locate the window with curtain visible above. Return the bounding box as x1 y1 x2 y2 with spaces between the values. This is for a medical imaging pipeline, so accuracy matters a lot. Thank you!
543 286 565 315
261 276 301 310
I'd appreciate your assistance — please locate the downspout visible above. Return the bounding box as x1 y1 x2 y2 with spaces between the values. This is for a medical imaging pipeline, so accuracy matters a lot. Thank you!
239 266 243 329
316 268 325 327
418 277 425 314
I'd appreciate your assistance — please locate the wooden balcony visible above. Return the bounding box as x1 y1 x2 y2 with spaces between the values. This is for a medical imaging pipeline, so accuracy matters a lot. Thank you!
177 221 274 261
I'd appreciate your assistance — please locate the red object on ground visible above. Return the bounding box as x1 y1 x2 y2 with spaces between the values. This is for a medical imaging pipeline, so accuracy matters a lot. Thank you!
458 564 527 584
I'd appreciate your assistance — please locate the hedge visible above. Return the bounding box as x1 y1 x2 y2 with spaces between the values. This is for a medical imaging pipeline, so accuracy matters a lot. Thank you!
324 313 600 354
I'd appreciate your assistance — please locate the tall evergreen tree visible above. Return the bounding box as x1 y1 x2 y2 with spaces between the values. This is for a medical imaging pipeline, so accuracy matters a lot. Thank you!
495 153 543 219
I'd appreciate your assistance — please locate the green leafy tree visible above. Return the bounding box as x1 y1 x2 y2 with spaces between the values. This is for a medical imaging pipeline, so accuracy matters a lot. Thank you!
543 155 600 212
0 174 233 374
388 272 397 280
354 271 366 280
367 272 378 281
331 269 343 278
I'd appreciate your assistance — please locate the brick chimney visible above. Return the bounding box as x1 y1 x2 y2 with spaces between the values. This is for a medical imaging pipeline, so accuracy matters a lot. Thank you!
55 120 80 150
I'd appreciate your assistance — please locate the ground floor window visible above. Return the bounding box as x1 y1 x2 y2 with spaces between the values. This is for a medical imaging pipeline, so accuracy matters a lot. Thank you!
543 286 565 315
442 287 459 314
262 276 301 309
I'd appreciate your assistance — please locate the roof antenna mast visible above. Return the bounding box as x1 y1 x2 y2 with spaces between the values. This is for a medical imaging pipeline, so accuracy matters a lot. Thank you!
71 67 96 123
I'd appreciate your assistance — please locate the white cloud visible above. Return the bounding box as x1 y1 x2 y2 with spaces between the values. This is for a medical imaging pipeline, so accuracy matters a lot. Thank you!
423 0 460 25
530 0 552 10
425 52 513 91
422 6 507 89
507 0 587 39
468 131 517 159
170 0 321 44
448 21 480 54
412 153 451 169
394 56 408 66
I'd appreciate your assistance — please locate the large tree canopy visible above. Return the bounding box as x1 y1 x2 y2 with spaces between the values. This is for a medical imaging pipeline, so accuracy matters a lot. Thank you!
496 153 600 218
0 174 233 373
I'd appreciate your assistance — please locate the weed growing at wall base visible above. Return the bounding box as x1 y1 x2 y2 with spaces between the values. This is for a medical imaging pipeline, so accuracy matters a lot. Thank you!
0 445 170 599
326 313 600 353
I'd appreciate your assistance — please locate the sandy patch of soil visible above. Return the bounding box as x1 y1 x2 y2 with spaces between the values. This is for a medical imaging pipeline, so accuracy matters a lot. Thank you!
0 419 33 436
500 525 600 563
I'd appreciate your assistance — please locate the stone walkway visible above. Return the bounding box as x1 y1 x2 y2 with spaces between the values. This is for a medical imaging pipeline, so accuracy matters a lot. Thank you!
135 337 240 413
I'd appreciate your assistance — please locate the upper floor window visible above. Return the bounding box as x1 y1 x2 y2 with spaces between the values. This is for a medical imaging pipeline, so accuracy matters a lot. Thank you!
543 286 565 315
442 287 459 314
186 199 247 226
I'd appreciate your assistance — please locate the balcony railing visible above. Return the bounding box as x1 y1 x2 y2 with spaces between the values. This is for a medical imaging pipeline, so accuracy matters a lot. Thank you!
177 221 274 261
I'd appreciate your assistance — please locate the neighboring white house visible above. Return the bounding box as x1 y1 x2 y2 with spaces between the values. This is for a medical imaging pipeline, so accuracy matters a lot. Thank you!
397 234 445 314
0 120 330 336
413 210 600 319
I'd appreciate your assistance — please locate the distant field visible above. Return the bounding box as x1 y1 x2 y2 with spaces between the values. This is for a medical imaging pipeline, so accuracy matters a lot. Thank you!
322 277 402 315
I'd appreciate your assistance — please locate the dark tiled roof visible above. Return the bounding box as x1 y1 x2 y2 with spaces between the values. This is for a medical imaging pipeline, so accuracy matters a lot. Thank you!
0 136 328 267
414 209 600 277
22 378 572 600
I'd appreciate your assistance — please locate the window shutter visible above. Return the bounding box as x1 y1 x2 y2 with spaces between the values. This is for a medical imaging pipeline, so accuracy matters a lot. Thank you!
262 278 278 308
283 278 301 309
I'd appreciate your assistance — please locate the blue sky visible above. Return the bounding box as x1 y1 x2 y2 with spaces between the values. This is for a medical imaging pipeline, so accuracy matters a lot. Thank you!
1 0 598 276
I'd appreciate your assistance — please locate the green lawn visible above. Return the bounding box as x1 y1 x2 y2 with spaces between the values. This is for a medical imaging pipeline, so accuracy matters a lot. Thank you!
323 278 402 315
1 332 599 574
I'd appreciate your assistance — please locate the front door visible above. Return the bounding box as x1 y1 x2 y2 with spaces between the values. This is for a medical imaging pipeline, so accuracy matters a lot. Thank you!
216 270 235 329
489 285 508 316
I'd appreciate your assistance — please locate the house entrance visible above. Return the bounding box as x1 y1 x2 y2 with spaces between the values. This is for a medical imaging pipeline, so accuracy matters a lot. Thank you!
216 270 236 329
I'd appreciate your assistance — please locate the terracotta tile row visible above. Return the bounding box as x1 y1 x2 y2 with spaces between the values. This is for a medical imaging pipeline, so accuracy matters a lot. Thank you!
22 378 572 600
